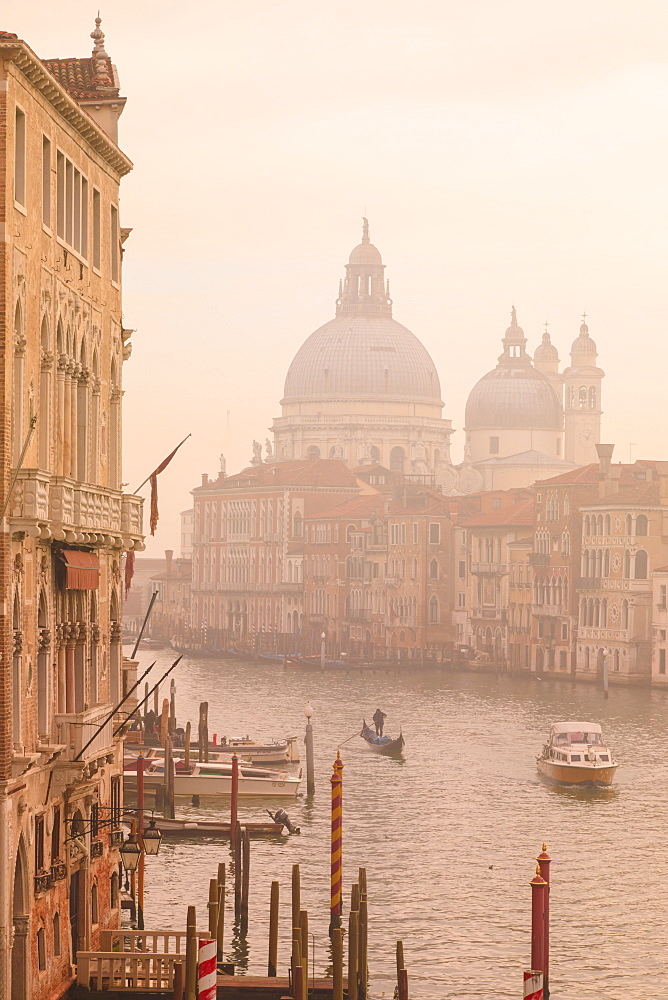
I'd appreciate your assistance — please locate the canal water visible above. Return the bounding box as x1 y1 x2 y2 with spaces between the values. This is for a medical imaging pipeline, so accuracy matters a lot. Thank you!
127 648 668 998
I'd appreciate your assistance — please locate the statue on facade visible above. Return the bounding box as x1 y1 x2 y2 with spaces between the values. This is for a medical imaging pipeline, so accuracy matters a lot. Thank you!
219 453 226 477
412 440 430 474
331 441 344 459
265 438 273 461
251 440 262 465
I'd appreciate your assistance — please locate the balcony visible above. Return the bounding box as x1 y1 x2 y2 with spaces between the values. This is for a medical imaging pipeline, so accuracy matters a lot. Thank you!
55 703 116 764
576 578 602 590
529 553 550 567
532 604 565 618
9 470 143 546
470 562 508 575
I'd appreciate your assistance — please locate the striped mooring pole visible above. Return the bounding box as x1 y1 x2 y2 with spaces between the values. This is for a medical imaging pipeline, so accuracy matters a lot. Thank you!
536 843 552 998
330 751 344 932
523 970 544 1000
530 864 547 983
197 938 217 1000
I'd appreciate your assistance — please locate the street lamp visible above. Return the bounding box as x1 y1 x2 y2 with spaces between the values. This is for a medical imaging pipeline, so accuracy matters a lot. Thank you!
601 646 610 698
304 701 313 720
119 832 142 873
320 632 326 671
304 702 315 795
142 817 163 856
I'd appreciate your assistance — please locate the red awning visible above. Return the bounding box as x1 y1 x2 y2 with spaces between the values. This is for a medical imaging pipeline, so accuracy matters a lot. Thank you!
62 550 100 590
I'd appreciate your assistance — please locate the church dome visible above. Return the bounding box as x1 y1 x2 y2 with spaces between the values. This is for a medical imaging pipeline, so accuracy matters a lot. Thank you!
283 314 442 403
282 220 442 405
534 329 559 362
465 308 562 431
571 320 597 356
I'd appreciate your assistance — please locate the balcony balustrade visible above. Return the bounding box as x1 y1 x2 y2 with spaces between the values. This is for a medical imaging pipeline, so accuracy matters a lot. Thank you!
470 562 508 575
532 604 565 618
54 703 115 764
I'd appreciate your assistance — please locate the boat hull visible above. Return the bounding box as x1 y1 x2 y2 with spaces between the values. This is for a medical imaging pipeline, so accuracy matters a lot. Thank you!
537 757 618 786
125 769 301 797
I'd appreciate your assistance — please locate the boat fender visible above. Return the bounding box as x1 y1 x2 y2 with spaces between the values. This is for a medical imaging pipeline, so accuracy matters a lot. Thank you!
267 808 300 835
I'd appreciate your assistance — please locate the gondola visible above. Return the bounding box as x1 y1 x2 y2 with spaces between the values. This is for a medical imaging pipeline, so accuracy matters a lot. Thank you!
359 721 405 756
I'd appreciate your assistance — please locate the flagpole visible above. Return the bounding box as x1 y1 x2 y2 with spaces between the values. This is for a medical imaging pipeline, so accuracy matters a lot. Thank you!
133 433 192 493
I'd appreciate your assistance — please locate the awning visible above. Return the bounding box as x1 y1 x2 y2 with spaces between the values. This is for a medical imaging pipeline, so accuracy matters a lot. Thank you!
62 550 100 590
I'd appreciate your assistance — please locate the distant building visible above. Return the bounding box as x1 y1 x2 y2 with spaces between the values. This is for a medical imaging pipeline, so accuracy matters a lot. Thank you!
651 568 668 686
180 508 194 559
150 550 191 641
0 20 141 1000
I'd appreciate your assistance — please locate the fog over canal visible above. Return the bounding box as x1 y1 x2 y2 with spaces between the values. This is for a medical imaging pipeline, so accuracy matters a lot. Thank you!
128 648 667 998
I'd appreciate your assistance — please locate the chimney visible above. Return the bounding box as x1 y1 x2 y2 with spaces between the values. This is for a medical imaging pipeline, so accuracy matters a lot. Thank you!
165 549 173 574
201 473 209 487
595 443 614 478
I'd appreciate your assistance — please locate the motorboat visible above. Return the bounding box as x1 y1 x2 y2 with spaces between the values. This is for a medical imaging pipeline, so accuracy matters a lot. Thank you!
359 721 405 756
536 721 618 786
122 812 283 837
126 758 303 797
124 735 299 765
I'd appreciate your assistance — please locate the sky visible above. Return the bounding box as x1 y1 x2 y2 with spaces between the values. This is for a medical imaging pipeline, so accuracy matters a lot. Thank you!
11 1 668 556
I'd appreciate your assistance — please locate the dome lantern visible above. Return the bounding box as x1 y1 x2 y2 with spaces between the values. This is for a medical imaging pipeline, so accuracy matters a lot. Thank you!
335 218 392 320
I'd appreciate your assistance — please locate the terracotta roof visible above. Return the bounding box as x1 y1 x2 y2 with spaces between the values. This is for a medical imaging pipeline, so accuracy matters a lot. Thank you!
0 31 18 38
461 498 535 528
197 459 358 492
43 54 119 99
582 483 661 508
535 461 659 487
309 494 388 520
653 566 668 573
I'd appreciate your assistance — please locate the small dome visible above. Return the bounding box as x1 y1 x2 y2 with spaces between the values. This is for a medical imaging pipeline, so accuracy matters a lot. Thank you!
348 241 383 266
534 330 559 362
465 365 562 431
571 321 597 356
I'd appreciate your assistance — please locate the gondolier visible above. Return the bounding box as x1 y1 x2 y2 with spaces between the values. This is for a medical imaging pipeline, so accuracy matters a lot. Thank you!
372 707 386 736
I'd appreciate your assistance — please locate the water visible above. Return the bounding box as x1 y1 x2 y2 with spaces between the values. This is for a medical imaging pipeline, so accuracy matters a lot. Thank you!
128 648 668 998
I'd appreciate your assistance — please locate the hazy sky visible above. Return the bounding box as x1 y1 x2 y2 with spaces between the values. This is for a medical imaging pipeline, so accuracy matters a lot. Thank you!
12 1 668 555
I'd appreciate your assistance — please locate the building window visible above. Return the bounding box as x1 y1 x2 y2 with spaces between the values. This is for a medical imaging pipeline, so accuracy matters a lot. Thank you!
561 623 568 640
458 593 466 607
111 871 119 909
634 549 648 580
35 814 45 873
42 135 51 227
37 927 46 971
429 559 438 579
429 523 440 544
91 882 99 925
53 912 61 956
110 203 119 282
458 560 466 578
55 150 89 256
489 436 499 454
401 523 406 544
636 514 648 536
51 806 60 862
412 523 418 543
111 776 121 826
14 106 26 207
660 649 666 675
91 802 100 838
92 189 101 269
428 595 439 623
559 650 567 669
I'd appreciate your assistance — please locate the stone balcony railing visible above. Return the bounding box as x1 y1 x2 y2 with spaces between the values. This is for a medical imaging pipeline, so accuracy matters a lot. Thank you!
470 562 508 575
532 603 565 618
54 703 116 764
9 469 143 547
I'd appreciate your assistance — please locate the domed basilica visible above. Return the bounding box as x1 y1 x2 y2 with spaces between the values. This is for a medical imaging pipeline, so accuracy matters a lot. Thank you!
271 224 604 493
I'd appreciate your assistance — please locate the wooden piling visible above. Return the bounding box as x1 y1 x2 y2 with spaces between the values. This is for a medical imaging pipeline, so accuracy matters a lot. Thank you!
348 909 359 1000
351 882 359 912
396 940 404 984
293 965 305 1000
359 895 368 999
216 863 226 961
332 927 344 1000
241 827 250 933
230 754 239 845
185 906 197 1000
143 682 149 725
291 930 302 999
161 697 170 745
398 967 409 1000
536 844 552 999
153 683 159 717
173 960 184 1000
184 721 191 768
208 878 219 939
299 909 308 983
199 701 209 761
291 863 301 932
268 880 279 977
164 734 175 819
170 678 177 734
234 822 242 919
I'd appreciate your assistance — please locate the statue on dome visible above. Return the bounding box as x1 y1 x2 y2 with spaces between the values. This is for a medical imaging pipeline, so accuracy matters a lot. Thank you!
251 440 262 465
219 453 226 477
265 439 273 461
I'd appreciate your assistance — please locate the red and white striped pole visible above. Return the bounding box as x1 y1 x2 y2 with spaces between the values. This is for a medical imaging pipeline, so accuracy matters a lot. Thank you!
536 843 552 998
197 938 217 1000
523 970 543 1000
329 751 344 933
530 865 547 980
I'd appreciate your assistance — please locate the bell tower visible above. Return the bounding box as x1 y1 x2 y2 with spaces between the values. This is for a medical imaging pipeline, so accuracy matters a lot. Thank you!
563 315 604 466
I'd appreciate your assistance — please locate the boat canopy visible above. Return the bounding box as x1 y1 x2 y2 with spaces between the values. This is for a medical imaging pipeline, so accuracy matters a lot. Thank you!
550 722 602 736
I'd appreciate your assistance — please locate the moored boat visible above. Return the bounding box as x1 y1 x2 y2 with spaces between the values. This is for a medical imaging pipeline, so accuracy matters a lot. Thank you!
125 758 303 797
536 721 618 786
122 812 283 837
124 735 299 765
359 721 405 756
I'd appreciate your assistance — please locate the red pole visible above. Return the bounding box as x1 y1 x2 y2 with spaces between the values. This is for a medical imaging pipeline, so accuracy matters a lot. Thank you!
230 752 239 846
530 865 547 978
137 754 145 930
536 843 552 998
523 970 543 1000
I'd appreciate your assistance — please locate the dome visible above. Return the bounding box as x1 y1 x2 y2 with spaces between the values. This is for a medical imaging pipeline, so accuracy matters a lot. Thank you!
465 365 562 431
571 320 597 356
534 330 559 362
283 315 442 404
348 241 382 265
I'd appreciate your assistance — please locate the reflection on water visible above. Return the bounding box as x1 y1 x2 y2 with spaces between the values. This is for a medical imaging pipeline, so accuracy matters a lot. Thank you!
128 647 668 999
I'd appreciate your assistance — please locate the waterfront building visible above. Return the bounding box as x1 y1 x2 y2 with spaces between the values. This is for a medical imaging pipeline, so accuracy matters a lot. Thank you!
180 508 194 559
190 459 359 641
464 310 604 490
150 550 192 642
459 491 533 661
650 568 668 687
506 535 533 671
272 221 465 488
0 21 142 1000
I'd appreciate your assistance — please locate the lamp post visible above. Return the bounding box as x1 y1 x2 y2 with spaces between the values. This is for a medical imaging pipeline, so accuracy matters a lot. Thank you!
304 702 315 796
320 632 326 671
601 646 609 699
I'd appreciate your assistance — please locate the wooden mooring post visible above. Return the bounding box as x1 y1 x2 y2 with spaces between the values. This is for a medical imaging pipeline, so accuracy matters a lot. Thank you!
299 909 308 984
241 827 250 933
184 721 191 768
358 867 368 1000
199 701 209 761
268 880 279 977
348 909 359 1000
208 878 219 940
185 906 197 1000
169 678 177 734
217 862 226 963
291 863 301 932
234 822 242 919
332 926 344 1000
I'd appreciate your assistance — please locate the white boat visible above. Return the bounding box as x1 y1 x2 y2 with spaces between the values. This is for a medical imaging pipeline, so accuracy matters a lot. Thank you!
124 736 299 765
537 721 618 786
127 758 302 798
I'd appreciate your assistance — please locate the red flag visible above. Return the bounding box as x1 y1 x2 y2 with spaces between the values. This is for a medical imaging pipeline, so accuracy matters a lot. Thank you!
139 435 191 536
125 550 135 597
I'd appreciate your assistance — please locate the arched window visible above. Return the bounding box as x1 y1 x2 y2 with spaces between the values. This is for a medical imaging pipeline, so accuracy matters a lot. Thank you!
626 513 633 536
604 514 611 535
634 549 648 579
37 927 46 971
306 445 320 460
111 871 119 909
603 549 610 577
91 881 98 925
390 446 405 473
579 386 587 407
293 513 302 537
584 647 590 670
589 386 597 409
109 358 121 489
37 591 50 739
53 911 61 956
613 649 620 672
636 514 648 536
622 599 629 629
428 595 439 623
12 300 26 465
624 550 631 579
429 559 438 579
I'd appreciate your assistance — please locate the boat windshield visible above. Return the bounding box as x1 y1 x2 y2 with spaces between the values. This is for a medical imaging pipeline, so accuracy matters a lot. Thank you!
555 731 602 746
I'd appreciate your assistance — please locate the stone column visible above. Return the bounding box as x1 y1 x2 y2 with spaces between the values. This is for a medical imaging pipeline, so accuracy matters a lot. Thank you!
57 354 68 477
65 625 76 714
70 361 80 479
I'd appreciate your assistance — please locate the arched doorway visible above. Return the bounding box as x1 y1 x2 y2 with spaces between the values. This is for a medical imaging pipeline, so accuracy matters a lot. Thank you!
11 837 29 1000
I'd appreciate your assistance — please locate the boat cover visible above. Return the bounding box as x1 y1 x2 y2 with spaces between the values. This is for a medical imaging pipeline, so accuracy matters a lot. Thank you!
550 722 602 736
361 725 394 746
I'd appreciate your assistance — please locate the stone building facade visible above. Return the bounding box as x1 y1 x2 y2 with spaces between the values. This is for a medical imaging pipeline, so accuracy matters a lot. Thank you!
0 23 142 1000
